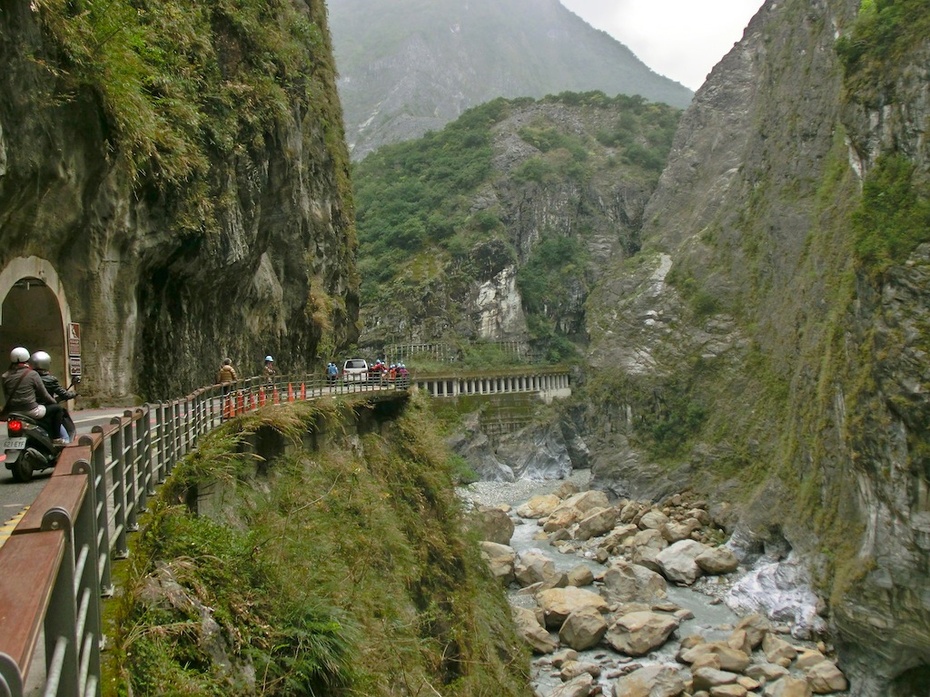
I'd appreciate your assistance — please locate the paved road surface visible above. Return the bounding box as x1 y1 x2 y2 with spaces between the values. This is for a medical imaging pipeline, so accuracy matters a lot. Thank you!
0 407 126 544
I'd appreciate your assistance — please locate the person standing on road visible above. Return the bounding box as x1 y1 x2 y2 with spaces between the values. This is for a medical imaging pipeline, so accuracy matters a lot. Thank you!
263 355 276 384
326 361 338 386
216 358 237 396
1 346 65 444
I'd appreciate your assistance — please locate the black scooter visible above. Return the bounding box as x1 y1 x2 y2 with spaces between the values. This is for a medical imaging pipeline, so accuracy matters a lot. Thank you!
3 383 78 482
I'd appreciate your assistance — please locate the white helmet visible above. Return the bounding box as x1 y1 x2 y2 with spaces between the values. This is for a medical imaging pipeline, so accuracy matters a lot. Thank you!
265 355 274 362
10 347 29 363
30 351 51 370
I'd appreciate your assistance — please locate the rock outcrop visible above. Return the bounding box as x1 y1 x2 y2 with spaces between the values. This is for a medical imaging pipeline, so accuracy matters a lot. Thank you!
582 0 930 692
0 1 358 402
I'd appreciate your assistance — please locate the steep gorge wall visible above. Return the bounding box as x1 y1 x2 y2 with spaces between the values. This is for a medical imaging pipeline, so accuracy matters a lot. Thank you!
0 0 359 402
584 0 930 693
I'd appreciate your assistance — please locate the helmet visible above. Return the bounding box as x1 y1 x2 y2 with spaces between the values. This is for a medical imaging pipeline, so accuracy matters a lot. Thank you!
30 351 51 370
10 347 29 363
265 356 274 362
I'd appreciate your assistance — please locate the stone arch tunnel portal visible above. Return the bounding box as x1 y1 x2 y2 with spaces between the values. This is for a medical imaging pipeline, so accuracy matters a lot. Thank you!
0 257 72 385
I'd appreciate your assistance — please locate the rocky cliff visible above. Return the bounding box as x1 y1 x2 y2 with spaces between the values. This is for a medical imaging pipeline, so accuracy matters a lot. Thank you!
353 93 681 356
583 0 930 693
0 0 359 402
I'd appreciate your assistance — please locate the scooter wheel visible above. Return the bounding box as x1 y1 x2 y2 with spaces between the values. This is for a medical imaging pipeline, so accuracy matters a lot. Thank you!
12 457 33 483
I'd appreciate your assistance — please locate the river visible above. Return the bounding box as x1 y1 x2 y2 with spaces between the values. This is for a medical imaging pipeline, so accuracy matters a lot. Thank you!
458 469 838 696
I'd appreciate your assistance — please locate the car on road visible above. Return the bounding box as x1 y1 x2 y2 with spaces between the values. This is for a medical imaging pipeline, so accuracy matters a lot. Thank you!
342 358 368 382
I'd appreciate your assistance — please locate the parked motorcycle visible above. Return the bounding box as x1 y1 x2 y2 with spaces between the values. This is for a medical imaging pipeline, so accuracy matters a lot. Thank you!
3 381 78 482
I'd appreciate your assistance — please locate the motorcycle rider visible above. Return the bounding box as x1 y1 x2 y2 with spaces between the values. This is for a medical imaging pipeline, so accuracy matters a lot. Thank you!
30 350 76 443
1 346 65 445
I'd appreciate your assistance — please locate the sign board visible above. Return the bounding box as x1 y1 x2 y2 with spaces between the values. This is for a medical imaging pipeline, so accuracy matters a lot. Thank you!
67 323 81 357
68 323 82 378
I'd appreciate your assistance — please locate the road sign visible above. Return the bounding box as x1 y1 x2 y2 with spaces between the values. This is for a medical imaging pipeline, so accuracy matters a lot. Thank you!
68 323 81 356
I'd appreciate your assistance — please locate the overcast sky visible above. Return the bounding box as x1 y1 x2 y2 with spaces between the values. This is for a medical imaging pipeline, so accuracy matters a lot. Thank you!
558 0 764 91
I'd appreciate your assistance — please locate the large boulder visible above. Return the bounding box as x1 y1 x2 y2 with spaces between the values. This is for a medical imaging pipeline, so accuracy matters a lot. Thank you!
551 673 595 697
574 506 619 541
544 506 584 533
762 676 812 697
467 505 514 545
639 509 670 530
562 490 611 515
762 633 798 666
537 587 609 630
734 614 771 649
514 549 556 586
679 642 751 673
805 661 848 694
511 606 558 654
661 517 701 542
603 611 679 656
691 667 739 692
695 545 739 575
602 560 668 603
655 539 710 585
630 528 668 571
597 523 639 553
567 564 595 587
516 494 561 519
612 664 686 697
559 606 608 651
478 541 515 585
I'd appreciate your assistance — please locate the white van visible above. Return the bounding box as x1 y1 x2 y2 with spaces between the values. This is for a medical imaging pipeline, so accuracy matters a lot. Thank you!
342 358 369 382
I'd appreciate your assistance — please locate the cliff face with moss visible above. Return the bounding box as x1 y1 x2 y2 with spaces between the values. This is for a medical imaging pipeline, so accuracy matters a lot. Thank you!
582 0 930 693
107 395 530 696
0 0 359 402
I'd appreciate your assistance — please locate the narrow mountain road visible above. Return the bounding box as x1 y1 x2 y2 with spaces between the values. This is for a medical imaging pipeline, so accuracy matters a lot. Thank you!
0 407 126 545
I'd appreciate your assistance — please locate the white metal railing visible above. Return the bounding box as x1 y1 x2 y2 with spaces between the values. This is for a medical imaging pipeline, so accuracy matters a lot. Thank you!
0 373 406 697
0 366 567 696
412 367 571 399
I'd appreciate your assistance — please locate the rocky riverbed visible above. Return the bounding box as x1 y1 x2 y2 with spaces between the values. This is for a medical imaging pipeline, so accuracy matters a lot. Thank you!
458 471 850 697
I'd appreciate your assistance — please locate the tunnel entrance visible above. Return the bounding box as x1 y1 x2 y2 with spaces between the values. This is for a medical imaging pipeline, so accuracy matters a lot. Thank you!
0 257 71 384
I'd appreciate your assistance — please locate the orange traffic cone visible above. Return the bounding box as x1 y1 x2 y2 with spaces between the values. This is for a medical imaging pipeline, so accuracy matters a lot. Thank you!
223 395 233 419
300 383 307 400
287 383 295 402
258 387 266 407
273 387 280 403
250 391 257 411
237 392 245 415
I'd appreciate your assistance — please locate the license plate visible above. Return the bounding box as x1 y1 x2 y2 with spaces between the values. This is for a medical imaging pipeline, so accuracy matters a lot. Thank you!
3 437 26 450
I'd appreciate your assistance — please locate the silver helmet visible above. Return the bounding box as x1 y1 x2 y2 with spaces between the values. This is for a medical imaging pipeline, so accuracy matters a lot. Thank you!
10 346 30 363
30 351 52 370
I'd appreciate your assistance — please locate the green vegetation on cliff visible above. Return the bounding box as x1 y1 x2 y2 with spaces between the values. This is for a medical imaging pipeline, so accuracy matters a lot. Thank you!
34 0 352 234
104 396 529 696
353 91 680 356
852 154 930 276
836 0 930 105
836 0 930 277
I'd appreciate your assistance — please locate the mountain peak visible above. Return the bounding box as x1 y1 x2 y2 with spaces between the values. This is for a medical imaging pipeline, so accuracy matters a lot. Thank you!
328 0 693 159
